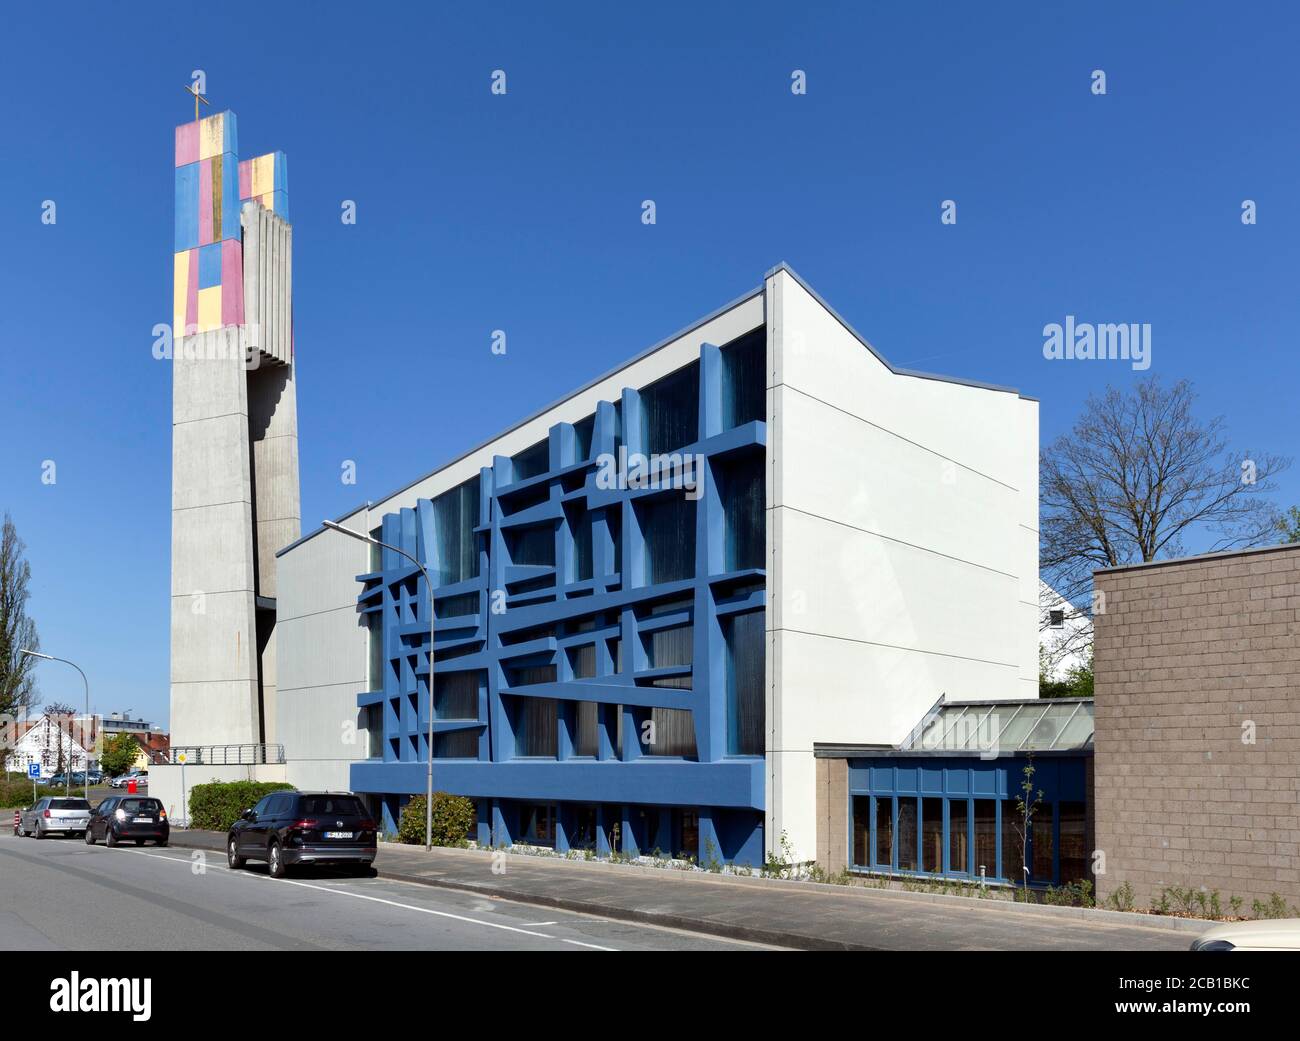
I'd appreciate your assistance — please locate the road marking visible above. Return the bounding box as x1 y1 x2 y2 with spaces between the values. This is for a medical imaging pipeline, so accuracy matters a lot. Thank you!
111 845 617 949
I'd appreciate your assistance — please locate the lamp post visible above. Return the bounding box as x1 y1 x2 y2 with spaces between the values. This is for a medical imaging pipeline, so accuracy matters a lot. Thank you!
20 649 90 799
322 519 437 852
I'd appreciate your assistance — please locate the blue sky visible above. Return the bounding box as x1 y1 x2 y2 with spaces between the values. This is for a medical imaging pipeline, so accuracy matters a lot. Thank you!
2 1 1297 725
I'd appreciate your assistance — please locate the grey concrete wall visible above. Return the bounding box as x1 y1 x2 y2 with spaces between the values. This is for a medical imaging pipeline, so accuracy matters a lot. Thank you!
170 328 260 746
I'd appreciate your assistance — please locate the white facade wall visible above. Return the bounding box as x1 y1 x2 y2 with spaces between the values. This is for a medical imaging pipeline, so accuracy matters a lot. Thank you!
765 268 1039 861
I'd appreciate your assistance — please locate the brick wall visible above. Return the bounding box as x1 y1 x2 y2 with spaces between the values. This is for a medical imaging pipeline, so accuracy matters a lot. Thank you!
1094 544 1300 911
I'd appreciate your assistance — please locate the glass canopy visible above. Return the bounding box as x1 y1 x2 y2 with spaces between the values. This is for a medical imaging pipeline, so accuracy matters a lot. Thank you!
901 699 1094 754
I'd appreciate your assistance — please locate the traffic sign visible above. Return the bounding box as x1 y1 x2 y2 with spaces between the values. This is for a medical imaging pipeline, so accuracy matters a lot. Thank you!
27 763 40 780
176 751 188 764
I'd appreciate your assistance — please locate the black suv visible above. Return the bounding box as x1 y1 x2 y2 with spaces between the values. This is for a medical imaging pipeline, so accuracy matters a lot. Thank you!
85 796 169 847
227 791 377 878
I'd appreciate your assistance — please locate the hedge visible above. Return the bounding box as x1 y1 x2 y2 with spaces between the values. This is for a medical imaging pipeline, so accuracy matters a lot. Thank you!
188 780 295 831
397 792 476 846
0 780 69 810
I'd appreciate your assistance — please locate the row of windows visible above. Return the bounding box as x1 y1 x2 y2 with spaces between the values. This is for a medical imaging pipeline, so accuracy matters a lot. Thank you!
851 795 1088 885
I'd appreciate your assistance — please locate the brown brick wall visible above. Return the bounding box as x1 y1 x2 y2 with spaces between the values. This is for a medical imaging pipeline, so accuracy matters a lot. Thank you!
815 756 849 873
1093 544 1300 911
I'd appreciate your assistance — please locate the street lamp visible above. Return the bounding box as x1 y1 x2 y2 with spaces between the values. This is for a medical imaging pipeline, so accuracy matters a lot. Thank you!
19 649 90 799
322 519 437 852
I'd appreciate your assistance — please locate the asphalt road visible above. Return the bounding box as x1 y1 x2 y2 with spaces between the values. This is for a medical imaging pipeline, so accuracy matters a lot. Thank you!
0 831 774 951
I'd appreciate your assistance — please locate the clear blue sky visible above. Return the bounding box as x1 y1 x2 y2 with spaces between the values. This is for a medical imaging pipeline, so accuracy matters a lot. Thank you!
3 1 1297 725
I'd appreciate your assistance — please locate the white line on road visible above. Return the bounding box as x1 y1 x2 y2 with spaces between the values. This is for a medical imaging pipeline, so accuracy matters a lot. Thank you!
111 846 618 950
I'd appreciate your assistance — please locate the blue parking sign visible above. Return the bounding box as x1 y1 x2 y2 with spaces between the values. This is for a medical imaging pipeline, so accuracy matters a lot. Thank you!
27 763 40 779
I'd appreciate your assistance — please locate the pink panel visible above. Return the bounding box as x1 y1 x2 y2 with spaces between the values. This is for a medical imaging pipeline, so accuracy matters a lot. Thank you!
238 159 251 200
185 248 199 335
221 239 244 326
198 159 213 245
175 122 199 167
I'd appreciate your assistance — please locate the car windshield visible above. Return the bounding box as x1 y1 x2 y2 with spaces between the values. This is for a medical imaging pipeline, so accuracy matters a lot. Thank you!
120 799 161 813
299 795 367 816
50 799 90 810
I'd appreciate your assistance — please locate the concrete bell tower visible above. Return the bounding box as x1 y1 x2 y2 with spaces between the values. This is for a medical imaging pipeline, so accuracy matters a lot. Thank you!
169 109 300 748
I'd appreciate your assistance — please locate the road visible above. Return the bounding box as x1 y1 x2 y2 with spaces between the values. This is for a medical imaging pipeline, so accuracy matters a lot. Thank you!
0 832 774 951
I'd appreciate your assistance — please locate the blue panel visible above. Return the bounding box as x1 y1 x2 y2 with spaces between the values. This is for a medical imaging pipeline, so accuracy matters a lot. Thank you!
197 242 223 289
173 163 199 252
945 767 970 795
894 766 918 794
870 765 893 791
920 766 943 794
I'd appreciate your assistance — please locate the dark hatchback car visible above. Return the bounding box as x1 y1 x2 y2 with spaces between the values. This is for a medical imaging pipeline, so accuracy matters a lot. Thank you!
227 791 377 878
85 796 169 847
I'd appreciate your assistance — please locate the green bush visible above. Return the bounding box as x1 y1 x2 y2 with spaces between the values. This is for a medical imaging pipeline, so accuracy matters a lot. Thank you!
397 791 476 846
188 780 295 831
0 780 67 810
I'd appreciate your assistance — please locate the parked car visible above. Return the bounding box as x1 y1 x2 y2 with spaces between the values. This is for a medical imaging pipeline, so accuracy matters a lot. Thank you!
227 791 377 878
86 770 104 786
1191 919 1300 951
84 796 168 847
109 770 148 789
18 797 92 839
47 773 68 788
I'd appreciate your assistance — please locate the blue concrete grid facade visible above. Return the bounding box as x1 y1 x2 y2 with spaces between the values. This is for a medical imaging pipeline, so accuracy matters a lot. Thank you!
350 331 769 865
846 755 1092 887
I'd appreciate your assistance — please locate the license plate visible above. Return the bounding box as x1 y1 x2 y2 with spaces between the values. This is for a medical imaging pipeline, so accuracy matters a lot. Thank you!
134 817 152 823
324 831 352 839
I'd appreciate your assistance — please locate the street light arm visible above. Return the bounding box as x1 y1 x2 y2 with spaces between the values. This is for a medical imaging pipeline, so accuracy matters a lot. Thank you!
19 649 91 798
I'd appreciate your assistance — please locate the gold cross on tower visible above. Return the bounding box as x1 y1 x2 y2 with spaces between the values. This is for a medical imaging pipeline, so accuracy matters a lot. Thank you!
183 82 210 122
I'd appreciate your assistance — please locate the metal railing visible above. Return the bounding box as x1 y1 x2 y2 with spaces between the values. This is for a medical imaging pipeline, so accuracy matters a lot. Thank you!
163 744 285 766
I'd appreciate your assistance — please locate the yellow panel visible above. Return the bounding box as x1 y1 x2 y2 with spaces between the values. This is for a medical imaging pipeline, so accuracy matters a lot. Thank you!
259 192 274 210
199 112 224 161
251 154 273 197
197 285 222 332
173 251 189 335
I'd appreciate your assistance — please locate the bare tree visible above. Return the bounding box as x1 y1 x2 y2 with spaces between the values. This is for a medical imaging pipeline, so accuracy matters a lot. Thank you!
1041 377 1290 611
1 514 40 734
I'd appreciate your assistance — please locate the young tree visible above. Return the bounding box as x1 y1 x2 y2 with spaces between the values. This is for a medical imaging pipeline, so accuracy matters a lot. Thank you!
1010 758 1044 899
99 732 140 778
0 514 40 769
1276 505 1300 543
1041 377 1289 611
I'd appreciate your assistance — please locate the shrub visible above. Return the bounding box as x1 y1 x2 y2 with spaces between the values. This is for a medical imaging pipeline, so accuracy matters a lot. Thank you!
188 780 294 831
0 780 66 810
397 791 476 846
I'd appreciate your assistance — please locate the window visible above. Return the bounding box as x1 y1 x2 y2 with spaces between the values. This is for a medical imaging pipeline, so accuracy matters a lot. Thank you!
507 525 555 567
438 592 478 619
723 610 764 755
646 623 692 688
512 441 549 482
573 702 599 756
645 707 696 757
640 362 699 455
852 797 870 866
366 611 383 691
1032 805 1055 882
1002 800 1025 881
434 729 479 759
875 797 893 868
299 795 367 816
639 495 695 584
434 671 478 719
567 504 593 582
896 799 918 871
568 644 596 680
571 805 598 849
1059 802 1088 884
513 697 557 757
974 800 996 878
506 664 556 688
674 809 698 858
365 705 383 758
721 454 764 572
949 799 970 874
922 798 943 873
1049 609 1065 628
573 414 595 462
518 803 555 846
720 328 765 429
431 478 479 585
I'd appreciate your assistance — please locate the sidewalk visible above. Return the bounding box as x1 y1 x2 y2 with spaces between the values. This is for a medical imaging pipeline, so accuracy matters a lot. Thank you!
168 829 1197 950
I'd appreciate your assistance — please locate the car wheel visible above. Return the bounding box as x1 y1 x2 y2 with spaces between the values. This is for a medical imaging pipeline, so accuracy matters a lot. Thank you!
156 838 168 848
105 827 118 848
227 838 245 869
84 828 95 845
267 840 287 879
33 825 44 840
352 863 377 878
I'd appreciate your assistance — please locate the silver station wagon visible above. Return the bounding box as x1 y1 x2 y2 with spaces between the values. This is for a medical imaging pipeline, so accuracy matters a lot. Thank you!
18 796 92 839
